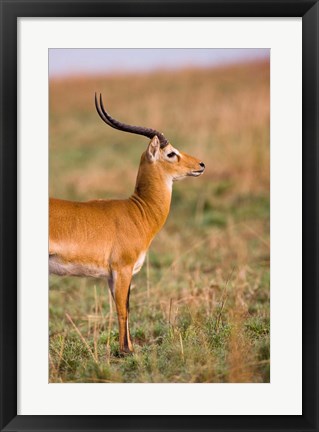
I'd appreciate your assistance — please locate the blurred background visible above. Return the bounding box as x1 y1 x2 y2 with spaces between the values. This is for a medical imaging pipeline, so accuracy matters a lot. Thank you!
49 49 270 383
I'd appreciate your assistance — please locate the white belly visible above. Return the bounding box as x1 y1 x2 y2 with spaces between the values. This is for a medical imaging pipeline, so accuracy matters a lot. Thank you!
49 251 146 278
49 255 109 278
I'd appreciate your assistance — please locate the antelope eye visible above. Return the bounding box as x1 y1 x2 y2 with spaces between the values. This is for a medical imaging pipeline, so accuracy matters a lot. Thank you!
167 152 176 158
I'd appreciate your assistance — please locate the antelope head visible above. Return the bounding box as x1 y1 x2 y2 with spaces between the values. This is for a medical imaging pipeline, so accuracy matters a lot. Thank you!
95 93 205 187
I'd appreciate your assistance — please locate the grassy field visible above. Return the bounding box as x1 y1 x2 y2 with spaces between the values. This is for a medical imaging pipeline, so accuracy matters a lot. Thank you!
49 60 270 383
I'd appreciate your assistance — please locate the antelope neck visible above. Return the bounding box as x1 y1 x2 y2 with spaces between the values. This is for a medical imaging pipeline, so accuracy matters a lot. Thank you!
130 168 172 233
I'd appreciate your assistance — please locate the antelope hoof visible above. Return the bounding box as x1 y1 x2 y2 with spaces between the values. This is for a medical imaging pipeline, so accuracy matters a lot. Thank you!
120 346 134 356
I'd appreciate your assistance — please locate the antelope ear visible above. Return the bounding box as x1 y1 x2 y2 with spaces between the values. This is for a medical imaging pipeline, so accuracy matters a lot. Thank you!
146 136 160 162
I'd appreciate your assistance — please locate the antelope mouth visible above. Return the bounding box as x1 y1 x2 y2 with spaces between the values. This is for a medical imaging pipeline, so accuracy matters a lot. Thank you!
188 169 205 177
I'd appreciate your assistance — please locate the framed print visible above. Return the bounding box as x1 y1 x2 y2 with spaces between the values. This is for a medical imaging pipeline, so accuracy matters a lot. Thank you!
0 1 318 431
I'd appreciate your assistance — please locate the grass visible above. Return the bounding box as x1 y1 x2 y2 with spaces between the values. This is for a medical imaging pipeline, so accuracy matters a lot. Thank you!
49 60 270 383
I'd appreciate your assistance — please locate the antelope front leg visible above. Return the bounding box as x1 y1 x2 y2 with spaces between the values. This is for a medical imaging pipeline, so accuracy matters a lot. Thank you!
114 268 134 354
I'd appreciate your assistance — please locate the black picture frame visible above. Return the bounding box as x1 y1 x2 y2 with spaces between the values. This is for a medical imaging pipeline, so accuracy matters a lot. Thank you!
1 1 318 431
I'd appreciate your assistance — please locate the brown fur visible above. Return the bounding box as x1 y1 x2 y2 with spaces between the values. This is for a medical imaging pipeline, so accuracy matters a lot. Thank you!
50 136 204 353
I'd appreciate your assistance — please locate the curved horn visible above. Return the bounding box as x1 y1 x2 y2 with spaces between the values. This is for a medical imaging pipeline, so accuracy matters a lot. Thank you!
95 93 169 148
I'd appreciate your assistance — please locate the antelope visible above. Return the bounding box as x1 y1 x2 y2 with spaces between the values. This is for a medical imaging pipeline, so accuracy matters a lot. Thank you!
49 94 205 354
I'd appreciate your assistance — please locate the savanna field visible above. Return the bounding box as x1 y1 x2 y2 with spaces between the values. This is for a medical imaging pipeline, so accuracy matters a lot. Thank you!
49 60 270 383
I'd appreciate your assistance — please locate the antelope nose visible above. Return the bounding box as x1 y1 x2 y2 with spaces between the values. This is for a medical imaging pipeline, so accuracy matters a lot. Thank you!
199 162 205 169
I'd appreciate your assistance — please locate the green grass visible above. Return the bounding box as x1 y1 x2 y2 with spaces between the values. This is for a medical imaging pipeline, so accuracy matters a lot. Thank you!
49 218 270 383
49 61 270 383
